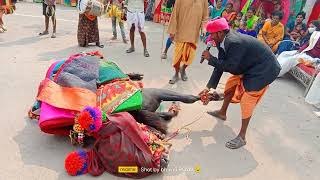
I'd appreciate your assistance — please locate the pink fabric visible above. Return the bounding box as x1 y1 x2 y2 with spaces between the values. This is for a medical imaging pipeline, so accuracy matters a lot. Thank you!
206 18 230 33
39 102 77 135
297 64 316 76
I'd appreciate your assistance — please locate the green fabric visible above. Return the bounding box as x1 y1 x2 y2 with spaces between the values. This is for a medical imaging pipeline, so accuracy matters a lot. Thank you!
287 0 303 26
247 15 259 30
211 7 225 19
99 61 128 84
113 90 143 113
241 0 254 15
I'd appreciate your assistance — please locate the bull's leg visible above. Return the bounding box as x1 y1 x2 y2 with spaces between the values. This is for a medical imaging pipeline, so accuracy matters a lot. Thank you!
156 112 176 121
142 88 200 111
129 110 169 134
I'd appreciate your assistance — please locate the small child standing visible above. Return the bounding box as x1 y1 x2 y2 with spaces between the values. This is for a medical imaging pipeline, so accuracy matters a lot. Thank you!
108 0 127 43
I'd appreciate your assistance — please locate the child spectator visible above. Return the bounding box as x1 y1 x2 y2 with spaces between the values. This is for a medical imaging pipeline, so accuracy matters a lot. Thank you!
289 23 305 42
233 12 243 30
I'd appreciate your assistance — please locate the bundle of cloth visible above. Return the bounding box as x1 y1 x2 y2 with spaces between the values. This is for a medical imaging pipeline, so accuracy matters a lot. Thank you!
64 109 170 178
29 51 143 136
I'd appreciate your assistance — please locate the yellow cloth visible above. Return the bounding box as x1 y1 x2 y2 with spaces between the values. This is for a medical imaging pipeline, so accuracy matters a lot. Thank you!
258 20 284 52
107 5 124 22
173 42 197 67
167 0 208 44
224 75 268 119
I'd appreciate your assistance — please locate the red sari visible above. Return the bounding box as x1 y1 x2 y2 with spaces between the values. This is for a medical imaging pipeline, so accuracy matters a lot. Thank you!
153 0 163 23
307 1 320 25
222 10 237 24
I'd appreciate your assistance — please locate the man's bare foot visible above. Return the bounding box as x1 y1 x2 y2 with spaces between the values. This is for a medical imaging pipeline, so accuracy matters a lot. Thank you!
207 110 227 121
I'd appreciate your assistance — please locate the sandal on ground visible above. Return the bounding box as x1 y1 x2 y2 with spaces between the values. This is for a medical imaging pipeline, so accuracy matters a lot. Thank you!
169 75 179 84
180 70 188 81
161 52 167 59
225 136 247 149
39 31 49 36
126 47 135 53
144 49 150 57
96 42 104 48
2 26 7 31
51 33 56 38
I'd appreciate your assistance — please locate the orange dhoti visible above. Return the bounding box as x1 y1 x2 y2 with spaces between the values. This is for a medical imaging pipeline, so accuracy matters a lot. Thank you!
224 75 268 119
172 42 197 70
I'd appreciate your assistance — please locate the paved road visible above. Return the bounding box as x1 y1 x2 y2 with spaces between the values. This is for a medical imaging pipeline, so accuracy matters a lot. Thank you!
0 2 319 180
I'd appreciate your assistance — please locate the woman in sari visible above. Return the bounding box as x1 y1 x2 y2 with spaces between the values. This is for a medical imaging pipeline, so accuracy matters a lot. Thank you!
77 7 104 48
253 0 289 25
307 0 320 25
222 2 236 24
210 0 224 19
145 0 155 21
257 11 284 53
227 0 241 12
245 7 259 32
153 0 163 23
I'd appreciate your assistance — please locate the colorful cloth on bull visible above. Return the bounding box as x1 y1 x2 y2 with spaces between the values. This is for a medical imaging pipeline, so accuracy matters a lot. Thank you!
37 78 96 112
55 55 100 93
97 80 143 114
98 60 128 84
77 112 164 178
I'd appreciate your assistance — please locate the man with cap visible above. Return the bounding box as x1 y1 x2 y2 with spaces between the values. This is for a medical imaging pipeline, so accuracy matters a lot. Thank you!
200 17 281 149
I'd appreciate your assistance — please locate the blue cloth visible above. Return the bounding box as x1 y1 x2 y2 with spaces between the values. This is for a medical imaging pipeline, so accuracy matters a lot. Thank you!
237 29 257 37
276 40 297 55
166 37 173 49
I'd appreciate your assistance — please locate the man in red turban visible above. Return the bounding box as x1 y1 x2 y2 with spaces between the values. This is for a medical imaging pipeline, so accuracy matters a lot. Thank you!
200 17 281 149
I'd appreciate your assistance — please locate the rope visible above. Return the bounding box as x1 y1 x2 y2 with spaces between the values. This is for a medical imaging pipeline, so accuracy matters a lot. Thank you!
163 111 207 142
160 24 166 63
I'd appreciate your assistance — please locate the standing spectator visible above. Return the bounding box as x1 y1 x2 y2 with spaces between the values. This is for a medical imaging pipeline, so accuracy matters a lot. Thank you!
39 0 57 38
167 0 208 84
124 0 150 57
108 0 127 43
77 1 104 48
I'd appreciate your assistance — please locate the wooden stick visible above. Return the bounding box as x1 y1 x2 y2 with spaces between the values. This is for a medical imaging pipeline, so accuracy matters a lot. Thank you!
160 23 166 63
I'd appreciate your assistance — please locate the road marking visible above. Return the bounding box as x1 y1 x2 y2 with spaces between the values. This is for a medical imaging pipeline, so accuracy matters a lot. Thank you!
14 13 77 23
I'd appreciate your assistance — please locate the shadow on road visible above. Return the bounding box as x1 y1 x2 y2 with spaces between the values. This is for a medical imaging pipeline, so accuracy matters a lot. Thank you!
163 120 258 179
